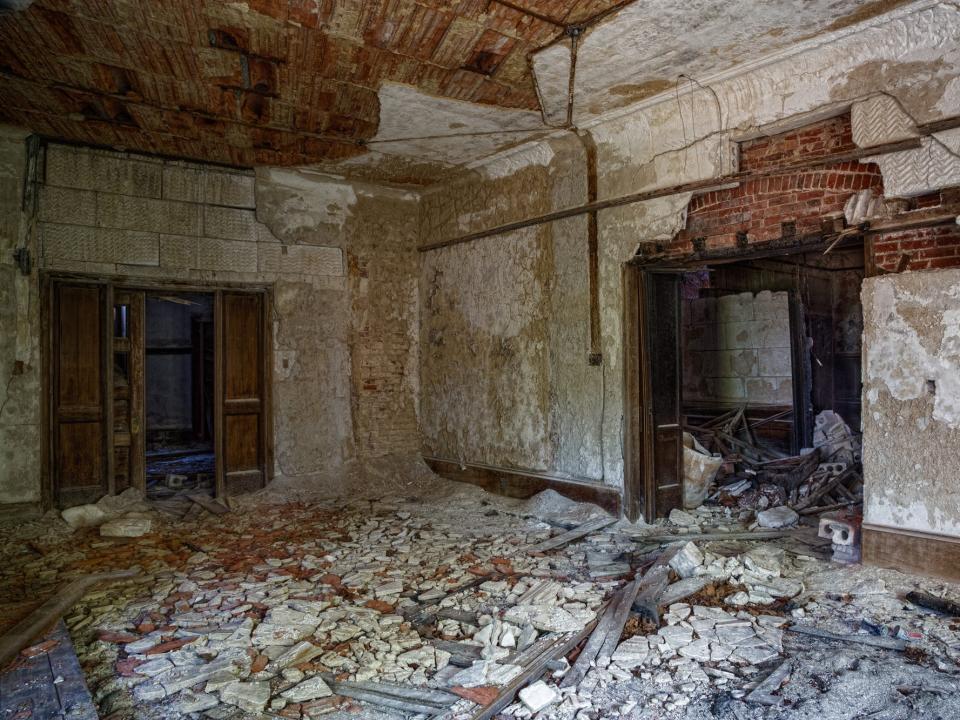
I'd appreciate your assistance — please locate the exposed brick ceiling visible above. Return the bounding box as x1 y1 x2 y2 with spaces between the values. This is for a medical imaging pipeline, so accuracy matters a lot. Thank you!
0 0 626 170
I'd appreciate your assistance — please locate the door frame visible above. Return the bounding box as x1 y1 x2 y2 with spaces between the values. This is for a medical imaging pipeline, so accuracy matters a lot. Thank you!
623 233 867 522
42 273 274 509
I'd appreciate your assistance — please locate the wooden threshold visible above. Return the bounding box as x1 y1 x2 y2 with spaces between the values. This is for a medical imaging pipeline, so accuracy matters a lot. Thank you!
862 523 960 583
423 456 621 517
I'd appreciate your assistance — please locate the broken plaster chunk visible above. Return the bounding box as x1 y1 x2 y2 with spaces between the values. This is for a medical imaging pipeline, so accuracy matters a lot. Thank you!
668 542 705 579
756 506 799 529
518 680 559 713
669 509 699 527
504 604 591 633
220 680 270 714
99 513 153 537
611 636 649 668
657 625 694 650
281 675 333 702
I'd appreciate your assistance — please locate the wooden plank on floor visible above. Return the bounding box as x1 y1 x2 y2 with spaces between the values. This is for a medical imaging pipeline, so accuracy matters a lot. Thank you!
186 493 231 515
527 517 617 553
0 621 98 719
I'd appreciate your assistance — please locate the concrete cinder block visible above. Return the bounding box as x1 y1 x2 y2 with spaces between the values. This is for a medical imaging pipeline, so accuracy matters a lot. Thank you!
162 164 204 203
745 377 793 405
97 194 202 236
42 223 159 266
759 347 792 377
758 319 791 349
46 145 162 197
258 243 344 277
204 169 256 208
714 349 758 378
39 186 97 226
704 376 745 401
159 234 197 269
717 292 754 323
196 237 257 273
754 290 790 320
204 205 257 242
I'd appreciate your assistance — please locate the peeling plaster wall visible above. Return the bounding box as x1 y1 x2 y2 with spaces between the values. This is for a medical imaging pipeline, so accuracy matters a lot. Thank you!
863 270 960 537
0 126 40 506
0 140 421 506
419 2 960 494
420 136 606 481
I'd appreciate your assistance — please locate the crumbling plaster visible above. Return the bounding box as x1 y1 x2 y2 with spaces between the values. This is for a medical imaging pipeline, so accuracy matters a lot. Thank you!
418 1 960 491
863 270 960 538
0 141 422 507
0 125 40 506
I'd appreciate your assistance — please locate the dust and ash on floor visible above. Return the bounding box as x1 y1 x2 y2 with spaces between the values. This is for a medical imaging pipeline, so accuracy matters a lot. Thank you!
2 465 959 720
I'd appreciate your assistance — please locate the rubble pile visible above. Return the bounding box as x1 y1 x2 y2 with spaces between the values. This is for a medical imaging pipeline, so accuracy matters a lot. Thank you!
3 480 960 720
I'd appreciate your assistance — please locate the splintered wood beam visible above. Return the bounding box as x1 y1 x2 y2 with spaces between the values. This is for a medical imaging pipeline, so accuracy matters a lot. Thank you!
0 569 140 669
417 136 923 253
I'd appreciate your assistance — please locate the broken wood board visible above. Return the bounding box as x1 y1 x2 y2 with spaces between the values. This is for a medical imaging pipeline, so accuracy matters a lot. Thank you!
786 624 907 651
321 675 458 714
630 530 792 544
746 659 792 705
905 591 960 617
468 609 605 720
186 493 230 515
526 517 616 553
0 569 140 669
561 590 629 688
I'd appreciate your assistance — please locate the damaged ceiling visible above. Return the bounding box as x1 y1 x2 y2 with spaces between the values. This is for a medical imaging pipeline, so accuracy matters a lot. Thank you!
0 0 921 183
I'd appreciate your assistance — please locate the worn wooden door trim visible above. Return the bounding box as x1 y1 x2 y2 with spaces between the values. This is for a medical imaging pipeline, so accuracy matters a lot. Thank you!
622 265 643 523
214 290 225 498
635 269 684 523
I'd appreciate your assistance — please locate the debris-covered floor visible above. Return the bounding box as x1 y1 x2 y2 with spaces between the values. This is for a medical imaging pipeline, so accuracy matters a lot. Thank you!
2 475 960 720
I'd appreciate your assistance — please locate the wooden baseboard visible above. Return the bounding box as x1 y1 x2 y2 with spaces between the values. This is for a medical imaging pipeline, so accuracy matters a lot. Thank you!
0 501 44 524
423 457 622 517
862 523 960 582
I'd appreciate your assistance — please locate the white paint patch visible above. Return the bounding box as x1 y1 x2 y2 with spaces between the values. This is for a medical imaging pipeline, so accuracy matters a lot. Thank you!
866 276 960 428
259 168 357 233
367 83 548 168
474 141 556 181
532 0 942 126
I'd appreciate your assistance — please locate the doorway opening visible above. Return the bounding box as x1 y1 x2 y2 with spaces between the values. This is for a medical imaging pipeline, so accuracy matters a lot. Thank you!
624 239 865 522
47 278 272 509
144 293 215 500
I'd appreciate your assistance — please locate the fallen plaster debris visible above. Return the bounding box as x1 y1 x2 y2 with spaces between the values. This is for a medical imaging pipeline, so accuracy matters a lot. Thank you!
4 481 960 720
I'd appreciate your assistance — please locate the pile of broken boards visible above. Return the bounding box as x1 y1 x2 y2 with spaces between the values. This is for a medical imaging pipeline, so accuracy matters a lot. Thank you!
687 407 864 521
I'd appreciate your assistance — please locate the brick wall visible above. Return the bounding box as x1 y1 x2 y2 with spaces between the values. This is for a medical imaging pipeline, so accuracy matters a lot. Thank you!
674 115 884 253
872 189 960 272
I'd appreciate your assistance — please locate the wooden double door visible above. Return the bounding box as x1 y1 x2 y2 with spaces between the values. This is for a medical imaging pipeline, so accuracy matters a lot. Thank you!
48 280 270 508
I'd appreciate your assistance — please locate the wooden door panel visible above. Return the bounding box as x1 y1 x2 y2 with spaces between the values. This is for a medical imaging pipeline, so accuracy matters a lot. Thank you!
54 283 107 506
112 290 144 494
224 294 261 399
638 271 683 522
219 291 266 497
57 286 101 408
226 414 259 470
57 422 103 488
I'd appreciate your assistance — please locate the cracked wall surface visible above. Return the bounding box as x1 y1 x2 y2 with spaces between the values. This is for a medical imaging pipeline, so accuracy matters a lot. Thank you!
863 270 960 538
0 126 40 506
418 2 960 495
0 141 421 507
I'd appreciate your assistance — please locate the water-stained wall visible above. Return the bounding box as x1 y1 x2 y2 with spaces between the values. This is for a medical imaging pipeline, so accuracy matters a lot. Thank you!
420 136 607 481
418 2 960 496
0 140 421 507
862 270 960 538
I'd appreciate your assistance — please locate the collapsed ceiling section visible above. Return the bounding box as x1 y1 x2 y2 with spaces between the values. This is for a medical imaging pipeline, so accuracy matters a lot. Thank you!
532 0 917 125
0 0 920 183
